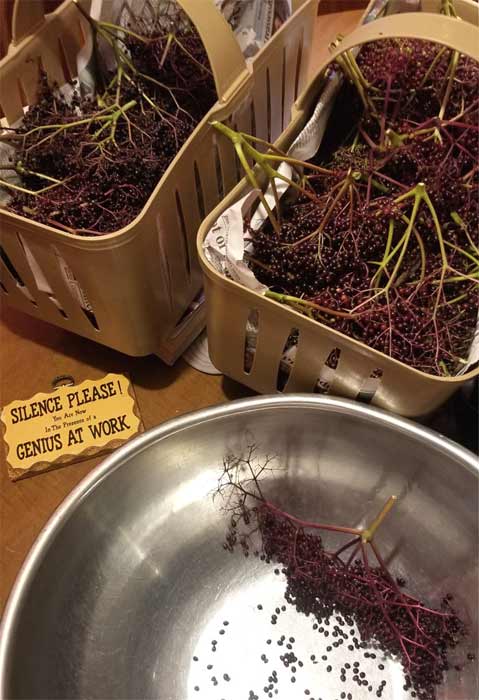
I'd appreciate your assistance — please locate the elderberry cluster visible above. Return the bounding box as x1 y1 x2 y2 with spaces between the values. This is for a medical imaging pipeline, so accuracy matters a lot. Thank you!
247 37 479 376
218 450 475 700
5 4 217 234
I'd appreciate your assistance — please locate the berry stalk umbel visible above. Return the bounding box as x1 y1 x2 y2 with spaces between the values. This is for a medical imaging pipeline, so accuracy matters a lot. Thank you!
217 447 470 700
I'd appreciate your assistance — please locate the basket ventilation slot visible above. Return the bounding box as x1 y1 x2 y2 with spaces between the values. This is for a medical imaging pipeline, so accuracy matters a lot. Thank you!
175 189 191 279
294 30 304 100
16 236 68 317
314 347 342 394
1 245 25 286
277 328 299 392
54 249 100 329
156 213 174 313
243 309 259 374
57 39 73 83
77 19 87 46
266 67 272 143
0 243 37 305
214 141 224 200
357 368 384 403
250 100 257 138
231 121 242 183
36 55 45 80
16 79 28 107
193 160 206 220
82 308 99 329
281 47 287 132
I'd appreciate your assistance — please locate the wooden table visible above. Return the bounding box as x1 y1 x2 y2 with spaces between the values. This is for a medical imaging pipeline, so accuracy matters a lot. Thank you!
0 9 363 615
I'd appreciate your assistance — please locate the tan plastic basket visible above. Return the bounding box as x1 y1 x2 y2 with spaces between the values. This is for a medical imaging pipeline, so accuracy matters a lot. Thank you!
198 1 479 417
0 0 318 362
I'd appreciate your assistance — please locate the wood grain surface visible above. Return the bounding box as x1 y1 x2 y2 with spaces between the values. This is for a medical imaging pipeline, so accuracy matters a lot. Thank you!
0 9 363 614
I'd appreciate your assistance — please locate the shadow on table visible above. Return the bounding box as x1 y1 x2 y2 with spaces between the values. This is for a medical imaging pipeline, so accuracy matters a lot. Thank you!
425 379 478 455
221 375 255 402
1 305 184 391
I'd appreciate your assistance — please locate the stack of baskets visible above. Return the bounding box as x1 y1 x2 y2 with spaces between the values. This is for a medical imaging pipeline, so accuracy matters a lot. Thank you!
0 0 318 362
197 0 479 417
2 0 478 417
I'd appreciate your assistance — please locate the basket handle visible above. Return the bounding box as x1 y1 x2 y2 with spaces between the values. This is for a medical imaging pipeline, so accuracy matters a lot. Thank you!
328 11 479 61
175 0 248 103
292 0 309 9
9 0 249 103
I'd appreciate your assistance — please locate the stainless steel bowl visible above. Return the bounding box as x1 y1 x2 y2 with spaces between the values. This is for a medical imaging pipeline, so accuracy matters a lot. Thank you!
1 396 477 700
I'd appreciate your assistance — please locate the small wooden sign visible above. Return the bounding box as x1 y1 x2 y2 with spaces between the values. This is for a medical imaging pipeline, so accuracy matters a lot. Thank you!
1 373 143 480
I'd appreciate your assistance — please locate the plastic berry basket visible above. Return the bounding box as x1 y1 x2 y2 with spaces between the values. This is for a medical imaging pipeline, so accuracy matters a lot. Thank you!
197 0 479 417
0 0 317 363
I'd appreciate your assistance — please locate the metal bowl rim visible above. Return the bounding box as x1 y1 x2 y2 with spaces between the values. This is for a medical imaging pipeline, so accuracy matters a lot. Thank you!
1 394 477 694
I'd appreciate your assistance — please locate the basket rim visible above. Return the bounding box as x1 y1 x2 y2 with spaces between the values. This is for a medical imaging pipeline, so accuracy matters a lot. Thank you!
0 0 317 243
197 5 479 387
0 99 229 245
197 169 479 387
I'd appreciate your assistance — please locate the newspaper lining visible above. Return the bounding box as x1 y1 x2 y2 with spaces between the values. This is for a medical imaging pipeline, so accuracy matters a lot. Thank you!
215 0 292 59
